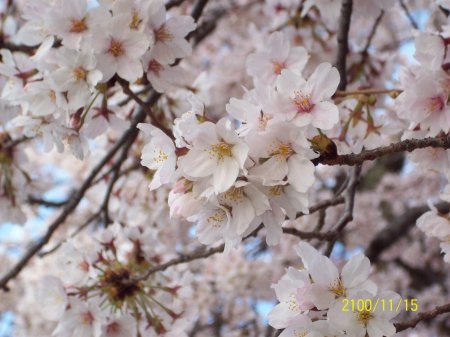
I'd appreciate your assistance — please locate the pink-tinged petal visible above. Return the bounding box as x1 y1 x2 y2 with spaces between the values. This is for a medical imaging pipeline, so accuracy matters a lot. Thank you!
165 16 196 37
213 157 239 193
124 33 150 56
117 57 143 83
307 283 335 310
152 42 177 64
287 155 315 193
250 156 288 183
286 47 308 73
292 113 313 127
262 206 284 246
277 69 306 96
308 62 340 102
231 197 255 235
180 149 216 177
231 142 249 168
96 54 117 82
341 253 371 289
367 318 395 337
268 31 290 61
310 101 339 130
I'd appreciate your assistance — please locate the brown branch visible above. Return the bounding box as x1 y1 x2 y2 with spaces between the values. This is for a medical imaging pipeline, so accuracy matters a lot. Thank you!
117 79 172 139
165 0 187 10
325 165 361 256
394 302 450 332
335 0 353 91
366 202 450 263
296 195 345 217
282 227 337 241
361 10 384 55
399 0 419 30
100 136 134 226
190 0 210 22
27 195 68 208
140 244 225 278
314 135 450 166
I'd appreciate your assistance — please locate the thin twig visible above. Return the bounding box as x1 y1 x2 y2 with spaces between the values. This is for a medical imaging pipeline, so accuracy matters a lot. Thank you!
38 211 102 257
335 0 353 91
399 0 419 30
395 301 450 332
325 165 361 256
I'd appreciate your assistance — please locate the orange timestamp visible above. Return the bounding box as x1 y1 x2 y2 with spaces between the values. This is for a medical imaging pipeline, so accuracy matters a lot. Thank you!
342 298 419 313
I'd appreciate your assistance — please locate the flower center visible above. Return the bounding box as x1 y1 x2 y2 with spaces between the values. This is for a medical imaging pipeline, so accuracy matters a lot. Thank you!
106 322 120 334
220 187 244 205
271 60 286 75
268 185 283 196
148 59 163 75
259 112 272 130
70 18 88 33
153 149 168 163
130 11 141 30
287 293 300 313
109 39 125 57
210 142 233 162
356 310 373 325
81 311 94 325
292 90 314 113
48 90 56 104
426 95 444 113
73 67 87 81
155 25 173 42
207 209 226 228
328 278 346 298
271 142 294 160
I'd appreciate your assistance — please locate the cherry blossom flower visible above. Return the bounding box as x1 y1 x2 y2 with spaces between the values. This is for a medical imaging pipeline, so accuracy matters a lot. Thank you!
328 290 402 337
137 123 176 190
248 123 317 193
178 118 249 194
276 63 340 130
246 31 309 85
147 0 196 64
49 48 102 109
47 0 93 49
295 242 377 310
92 14 150 82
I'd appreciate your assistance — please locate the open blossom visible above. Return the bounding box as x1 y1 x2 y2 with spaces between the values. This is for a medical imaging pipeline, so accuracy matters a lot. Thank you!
260 183 309 246
142 49 186 93
417 203 450 263
178 118 249 194
52 298 104 337
92 14 150 82
147 0 196 64
248 123 317 193
246 31 309 85
277 63 340 130
137 123 176 190
328 290 402 337
268 267 313 328
295 242 377 310
100 315 136 337
49 48 102 109
46 0 93 49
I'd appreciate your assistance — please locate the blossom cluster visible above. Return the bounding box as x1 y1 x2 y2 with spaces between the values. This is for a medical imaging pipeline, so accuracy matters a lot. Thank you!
139 31 340 252
269 242 401 337
37 223 194 337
